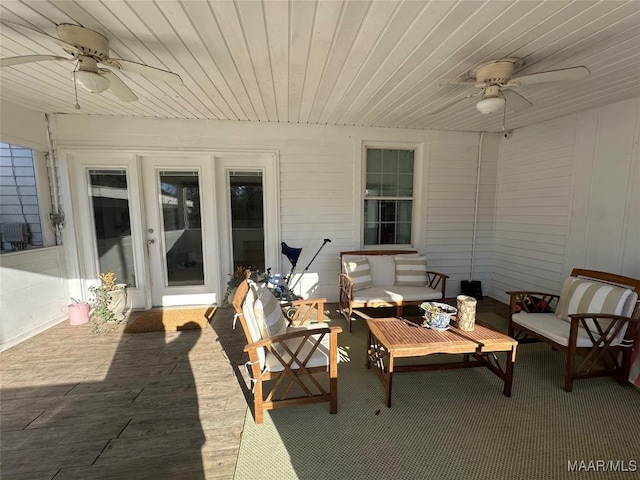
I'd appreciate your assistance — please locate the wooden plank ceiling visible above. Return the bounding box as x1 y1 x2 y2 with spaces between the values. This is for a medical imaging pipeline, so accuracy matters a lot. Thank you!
1 0 639 132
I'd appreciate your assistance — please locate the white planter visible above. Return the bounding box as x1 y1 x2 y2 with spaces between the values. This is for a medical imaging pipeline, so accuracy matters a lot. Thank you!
107 287 127 320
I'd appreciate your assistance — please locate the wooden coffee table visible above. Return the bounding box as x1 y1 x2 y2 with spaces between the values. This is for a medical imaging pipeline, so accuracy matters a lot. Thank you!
364 316 517 407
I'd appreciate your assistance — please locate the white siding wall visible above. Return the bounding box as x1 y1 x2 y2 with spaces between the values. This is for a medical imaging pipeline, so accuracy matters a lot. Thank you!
52 117 496 301
0 101 69 351
426 134 499 297
491 97 640 302
0 246 68 351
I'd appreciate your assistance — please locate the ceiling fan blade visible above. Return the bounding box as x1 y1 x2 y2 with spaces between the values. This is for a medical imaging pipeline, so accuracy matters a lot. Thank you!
501 89 532 111
0 55 69 67
513 66 590 86
0 20 80 54
439 81 481 86
106 58 184 86
428 91 482 115
101 70 138 102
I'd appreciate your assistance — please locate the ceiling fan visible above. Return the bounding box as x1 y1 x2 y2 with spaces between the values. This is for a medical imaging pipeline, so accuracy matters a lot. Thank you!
0 21 183 105
429 58 590 116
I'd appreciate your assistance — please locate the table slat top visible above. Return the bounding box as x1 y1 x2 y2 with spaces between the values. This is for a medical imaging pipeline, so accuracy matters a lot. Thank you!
366 317 517 356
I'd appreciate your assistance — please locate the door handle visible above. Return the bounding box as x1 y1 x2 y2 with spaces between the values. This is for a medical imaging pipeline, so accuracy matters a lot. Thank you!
147 239 155 245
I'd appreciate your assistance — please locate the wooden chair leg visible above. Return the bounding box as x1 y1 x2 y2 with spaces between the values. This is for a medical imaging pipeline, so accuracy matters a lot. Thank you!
254 380 264 424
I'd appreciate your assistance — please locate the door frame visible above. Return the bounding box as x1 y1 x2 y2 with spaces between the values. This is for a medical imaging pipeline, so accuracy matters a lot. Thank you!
214 152 280 290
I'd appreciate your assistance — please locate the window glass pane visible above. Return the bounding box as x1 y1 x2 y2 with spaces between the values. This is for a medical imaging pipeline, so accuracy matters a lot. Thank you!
379 223 396 244
363 199 379 224
230 171 265 272
382 150 399 173
89 170 136 287
381 176 398 196
398 150 414 173
364 223 378 245
365 173 383 197
0 144 42 253
398 200 412 222
159 172 204 287
397 223 411 244
398 174 413 196
380 200 396 221
366 149 382 173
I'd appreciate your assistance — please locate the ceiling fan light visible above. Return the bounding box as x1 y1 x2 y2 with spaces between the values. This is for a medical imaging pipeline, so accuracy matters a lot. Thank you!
476 96 505 114
74 70 109 93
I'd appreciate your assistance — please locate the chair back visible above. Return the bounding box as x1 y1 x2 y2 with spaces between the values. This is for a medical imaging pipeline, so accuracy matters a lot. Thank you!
232 279 266 369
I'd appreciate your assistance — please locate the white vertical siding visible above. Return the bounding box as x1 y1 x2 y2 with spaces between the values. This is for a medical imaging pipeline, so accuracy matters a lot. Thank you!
491 97 640 302
0 246 69 351
425 133 499 297
492 118 576 300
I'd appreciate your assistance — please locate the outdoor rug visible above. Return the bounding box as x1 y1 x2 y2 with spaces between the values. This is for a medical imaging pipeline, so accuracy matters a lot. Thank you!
124 305 216 333
234 318 640 480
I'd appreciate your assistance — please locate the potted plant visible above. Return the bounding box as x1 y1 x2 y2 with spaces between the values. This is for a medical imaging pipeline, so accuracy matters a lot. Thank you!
222 266 256 307
89 271 127 334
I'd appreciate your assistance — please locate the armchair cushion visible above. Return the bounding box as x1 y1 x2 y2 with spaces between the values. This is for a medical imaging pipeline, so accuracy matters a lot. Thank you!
394 255 427 286
556 277 633 321
342 257 372 291
254 287 288 339
513 311 627 347
264 324 333 372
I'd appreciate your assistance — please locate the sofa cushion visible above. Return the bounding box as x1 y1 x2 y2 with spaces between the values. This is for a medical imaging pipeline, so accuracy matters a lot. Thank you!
343 257 373 291
395 255 427 286
254 287 288 339
556 277 632 322
513 311 626 347
351 285 442 304
343 253 416 286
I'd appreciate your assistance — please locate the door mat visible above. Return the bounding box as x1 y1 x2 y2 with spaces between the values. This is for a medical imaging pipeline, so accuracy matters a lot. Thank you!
123 305 216 333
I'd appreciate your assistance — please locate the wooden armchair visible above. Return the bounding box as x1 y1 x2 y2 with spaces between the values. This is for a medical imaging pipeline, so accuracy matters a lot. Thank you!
232 277 342 424
508 269 640 392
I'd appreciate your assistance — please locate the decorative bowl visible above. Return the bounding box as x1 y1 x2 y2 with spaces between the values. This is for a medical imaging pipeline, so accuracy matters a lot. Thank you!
419 301 457 330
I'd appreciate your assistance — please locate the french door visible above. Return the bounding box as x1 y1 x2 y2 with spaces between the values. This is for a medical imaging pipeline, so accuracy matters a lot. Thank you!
70 150 276 309
141 156 217 306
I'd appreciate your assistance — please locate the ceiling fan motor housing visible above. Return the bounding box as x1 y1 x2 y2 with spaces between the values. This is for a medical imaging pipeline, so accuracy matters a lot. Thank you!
57 24 110 62
475 61 516 85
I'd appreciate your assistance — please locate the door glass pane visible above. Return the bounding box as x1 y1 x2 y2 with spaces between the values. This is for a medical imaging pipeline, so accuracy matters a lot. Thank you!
229 171 265 272
89 169 136 287
159 171 204 286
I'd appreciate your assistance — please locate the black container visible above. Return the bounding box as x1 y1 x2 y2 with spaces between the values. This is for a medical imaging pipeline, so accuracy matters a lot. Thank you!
461 280 483 300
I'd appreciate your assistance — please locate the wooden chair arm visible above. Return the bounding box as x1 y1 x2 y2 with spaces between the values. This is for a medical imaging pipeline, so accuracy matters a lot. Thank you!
507 291 559 314
426 271 448 297
338 273 354 297
282 297 328 326
243 325 342 353
567 314 637 349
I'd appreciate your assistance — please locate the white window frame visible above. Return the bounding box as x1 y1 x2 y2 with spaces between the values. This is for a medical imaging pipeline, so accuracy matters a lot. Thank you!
356 141 425 249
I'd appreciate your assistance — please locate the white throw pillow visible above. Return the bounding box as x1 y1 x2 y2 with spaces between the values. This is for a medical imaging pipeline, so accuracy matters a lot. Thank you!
395 255 427 286
556 277 632 321
343 257 373 291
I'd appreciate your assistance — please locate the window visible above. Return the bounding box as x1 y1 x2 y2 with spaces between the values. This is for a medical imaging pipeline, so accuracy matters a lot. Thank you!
89 169 137 286
0 143 43 252
363 148 414 245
